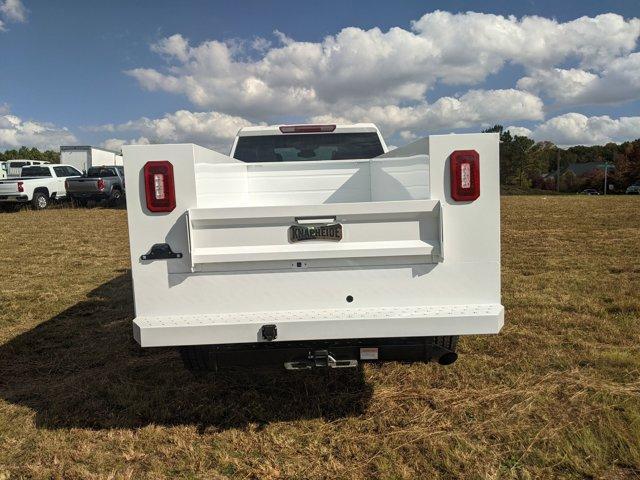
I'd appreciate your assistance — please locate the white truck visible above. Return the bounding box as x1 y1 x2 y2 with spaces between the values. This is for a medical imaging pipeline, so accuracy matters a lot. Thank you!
0 163 82 210
0 159 50 179
124 123 503 371
60 146 123 174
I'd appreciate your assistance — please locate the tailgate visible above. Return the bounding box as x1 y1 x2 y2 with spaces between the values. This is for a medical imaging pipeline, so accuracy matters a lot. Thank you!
68 178 100 193
186 199 441 272
0 181 20 195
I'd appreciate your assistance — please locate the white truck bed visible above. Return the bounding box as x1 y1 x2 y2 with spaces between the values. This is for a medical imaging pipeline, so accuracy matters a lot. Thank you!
124 133 503 351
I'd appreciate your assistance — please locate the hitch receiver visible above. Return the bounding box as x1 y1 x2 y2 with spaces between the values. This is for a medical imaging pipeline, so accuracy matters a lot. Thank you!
284 349 358 370
261 324 278 341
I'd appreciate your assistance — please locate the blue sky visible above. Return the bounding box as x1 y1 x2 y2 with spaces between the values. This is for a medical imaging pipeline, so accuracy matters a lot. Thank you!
1 0 639 151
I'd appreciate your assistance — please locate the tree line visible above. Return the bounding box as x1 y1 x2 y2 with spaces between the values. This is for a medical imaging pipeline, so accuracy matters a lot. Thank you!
0 147 60 164
484 125 640 193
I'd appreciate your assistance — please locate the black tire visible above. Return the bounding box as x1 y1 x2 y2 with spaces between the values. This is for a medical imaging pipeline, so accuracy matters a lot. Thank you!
179 346 216 372
434 336 459 352
73 198 88 208
31 192 48 210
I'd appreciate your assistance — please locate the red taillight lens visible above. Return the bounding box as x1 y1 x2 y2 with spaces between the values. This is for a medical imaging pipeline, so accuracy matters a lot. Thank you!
64 179 69 190
17 181 24 193
450 150 480 202
143 161 175 213
279 124 336 133
97 179 105 191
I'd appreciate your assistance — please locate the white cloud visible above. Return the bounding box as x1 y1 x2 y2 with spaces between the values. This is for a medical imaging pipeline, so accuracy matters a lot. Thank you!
94 110 259 152
411 11 640 70
150 33 190 62
101 136 150 152
0 113 77 150
517 53 640 106
311 89 544 137
511 113 640 146
251 37 272 53
0 0 26 29
126 12 640 120
505 126 533 137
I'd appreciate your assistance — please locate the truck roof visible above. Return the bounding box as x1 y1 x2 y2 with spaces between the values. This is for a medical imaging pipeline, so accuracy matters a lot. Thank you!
236 123 380 137
4 159 49 163
60 145 122 155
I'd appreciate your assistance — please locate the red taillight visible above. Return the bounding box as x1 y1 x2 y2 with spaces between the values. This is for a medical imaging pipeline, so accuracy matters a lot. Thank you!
64 179 69 190
450 150 480 202
97 179 105 191
143 161 175 213
279 124 336 133
17 181 24 193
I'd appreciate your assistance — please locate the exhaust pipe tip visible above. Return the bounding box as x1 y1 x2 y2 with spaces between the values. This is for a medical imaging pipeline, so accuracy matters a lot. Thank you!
437 352 458 366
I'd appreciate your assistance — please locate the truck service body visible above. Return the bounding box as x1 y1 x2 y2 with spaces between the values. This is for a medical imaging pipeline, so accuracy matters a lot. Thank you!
124 124 503 370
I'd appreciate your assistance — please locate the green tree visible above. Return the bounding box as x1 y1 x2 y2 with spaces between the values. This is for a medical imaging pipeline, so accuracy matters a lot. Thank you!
0 147 60 163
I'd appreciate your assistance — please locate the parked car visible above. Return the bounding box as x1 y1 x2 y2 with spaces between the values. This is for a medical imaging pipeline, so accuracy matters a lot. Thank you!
0 164 82 210
579 188 600 195
66 165 125 206
625 182 640 194
124 123 503 371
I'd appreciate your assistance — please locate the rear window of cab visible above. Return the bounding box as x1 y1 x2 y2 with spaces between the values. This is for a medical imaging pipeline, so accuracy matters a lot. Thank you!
233 132 384 163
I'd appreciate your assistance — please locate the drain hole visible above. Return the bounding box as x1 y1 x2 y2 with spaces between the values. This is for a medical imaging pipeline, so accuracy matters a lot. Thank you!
346 295 354 303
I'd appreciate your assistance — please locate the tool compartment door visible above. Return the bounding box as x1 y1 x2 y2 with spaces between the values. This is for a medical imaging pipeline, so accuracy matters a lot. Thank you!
187 199 442 272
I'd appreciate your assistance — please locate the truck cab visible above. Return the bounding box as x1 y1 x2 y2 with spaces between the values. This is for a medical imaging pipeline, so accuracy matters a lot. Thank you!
124 123 503 371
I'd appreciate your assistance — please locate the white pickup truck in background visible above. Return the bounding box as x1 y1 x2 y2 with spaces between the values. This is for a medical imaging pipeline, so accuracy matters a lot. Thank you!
0 164 82 210
124 123 503 371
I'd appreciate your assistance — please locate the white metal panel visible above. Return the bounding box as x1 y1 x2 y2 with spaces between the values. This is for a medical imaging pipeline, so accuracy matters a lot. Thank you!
61 151 89 172
90 148 116 167
370 156 429 201
193 156 430 208
246 161 371 205
195 162 248 207
134 304 504 346
133 261 499 315
428 133 501 263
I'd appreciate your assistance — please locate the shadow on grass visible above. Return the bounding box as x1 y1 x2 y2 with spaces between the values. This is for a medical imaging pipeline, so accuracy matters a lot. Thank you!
0 272 372 430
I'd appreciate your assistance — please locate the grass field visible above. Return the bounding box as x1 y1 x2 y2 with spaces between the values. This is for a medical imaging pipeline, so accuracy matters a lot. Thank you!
0 196 639 479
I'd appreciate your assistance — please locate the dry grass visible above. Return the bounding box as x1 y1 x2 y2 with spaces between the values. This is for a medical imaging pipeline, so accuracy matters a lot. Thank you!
0 197 639 479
